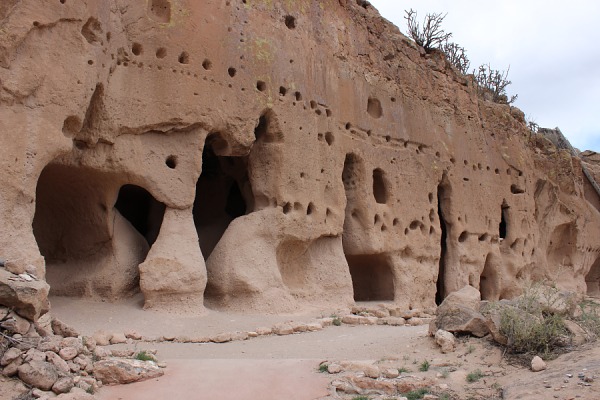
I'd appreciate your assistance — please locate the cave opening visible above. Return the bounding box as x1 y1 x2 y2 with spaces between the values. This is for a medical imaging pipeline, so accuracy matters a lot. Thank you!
33 163 165 298
346 254 395 301
499 201 509 239
193 137 253 260
436 176 451 305
586 257 600 298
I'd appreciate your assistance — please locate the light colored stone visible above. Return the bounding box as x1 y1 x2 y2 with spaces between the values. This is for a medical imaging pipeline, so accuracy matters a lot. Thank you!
435 329 456 353
272 323 294 335
327 363 342 374
25 349 47 363
440 286 482 312
92 331 111 347
58 347 78 361
18 361 59 391
50 319 78 338
211 333 233 343
306 323 323 332
433 305 489 337
363 365 380 378
255 327 272 335
408 317 424 326
109 333 127 344
52 376 74 394
1 312 31 334
93 358 164 384
1 347 23 366
531 356 547 372
563 320 588 346
382 368 400 378
45 352 70 375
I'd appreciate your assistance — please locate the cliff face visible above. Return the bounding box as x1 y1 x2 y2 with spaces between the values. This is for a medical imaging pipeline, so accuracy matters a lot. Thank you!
1 0 599 317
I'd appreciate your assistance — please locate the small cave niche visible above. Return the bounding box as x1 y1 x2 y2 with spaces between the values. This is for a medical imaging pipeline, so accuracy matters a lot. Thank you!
346 254 394 301
367 97 383 118
193 137 254 260
254 109 282 143
585 257 600 298
148 0 171 23
33 163 165 299
372 168 388 204
499 201 509 240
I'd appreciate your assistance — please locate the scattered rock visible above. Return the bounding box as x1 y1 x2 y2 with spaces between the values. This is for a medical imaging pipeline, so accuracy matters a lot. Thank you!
363 365 380 379
58 347 78 361
439 285 482 312
45 351 70 374
93 358 164 384
109 333 127 345
1 347 23 366
1 312 31 334
531 356 547 372
327 363 342 374
272 323 294 335
92 331 111 346
433 304 489 337
563 320 588 345
52 376 74 394
434 329 456 353
3 357 23 377
124 330 142 340
51 318 79 338
408 317 424 326
18 361 59 390
256 327 272 335
211 333 233 343
382 368 400 378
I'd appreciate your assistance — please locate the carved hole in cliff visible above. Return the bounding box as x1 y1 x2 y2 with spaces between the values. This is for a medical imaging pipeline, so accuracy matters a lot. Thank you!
81 17 103 45
279 86 287 96
585 257 600 297
346 254 394 301
193 139 253 261
458 231 468 243
367 97 382 118
295 91 302 101
546 222 576 269
132 43 143 56
256 80 266 92
284 15 296 29
148 0 171 23
165 155 177 169
202 59 212 70
282 202 292 214
33 164 165 299
372 169 388 204
499 202 509 239
436 176 451 305
253 109 282 143
511 184 525 194
178 52 190 64
155 47 167 59
228 67 237 77
322 132 334 146
307 203 315 216
62 116 82 138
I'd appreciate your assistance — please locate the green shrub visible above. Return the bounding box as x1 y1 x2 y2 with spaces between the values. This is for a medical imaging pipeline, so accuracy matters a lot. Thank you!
466 369 484 383
419 360 430 372
578 300 600 338
351 397 369 400
318 363 329 373
404 388 429 400
134 351 155 361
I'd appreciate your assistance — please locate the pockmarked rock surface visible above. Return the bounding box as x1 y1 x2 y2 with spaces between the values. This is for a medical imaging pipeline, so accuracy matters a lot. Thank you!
0 0 599 324
93 358 164 385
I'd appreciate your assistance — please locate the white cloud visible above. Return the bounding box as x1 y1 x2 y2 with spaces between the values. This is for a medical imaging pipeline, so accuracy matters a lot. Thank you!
368 0 600 151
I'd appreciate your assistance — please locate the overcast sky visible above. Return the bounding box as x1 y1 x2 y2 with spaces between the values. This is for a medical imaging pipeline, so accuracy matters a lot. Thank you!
368 0 600 152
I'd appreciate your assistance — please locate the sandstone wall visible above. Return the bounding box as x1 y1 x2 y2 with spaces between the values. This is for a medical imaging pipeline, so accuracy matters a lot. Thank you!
1 0 599 318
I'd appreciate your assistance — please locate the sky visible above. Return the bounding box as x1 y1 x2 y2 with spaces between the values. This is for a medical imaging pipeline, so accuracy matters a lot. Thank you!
368 0 600 152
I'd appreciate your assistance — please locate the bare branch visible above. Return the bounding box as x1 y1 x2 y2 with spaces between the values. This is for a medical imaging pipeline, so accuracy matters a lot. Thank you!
404 9 452 52
440 40 470 74
473 64 518 105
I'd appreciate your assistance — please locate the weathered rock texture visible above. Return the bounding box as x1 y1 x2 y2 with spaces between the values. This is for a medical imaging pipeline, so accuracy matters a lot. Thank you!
1 0 599 315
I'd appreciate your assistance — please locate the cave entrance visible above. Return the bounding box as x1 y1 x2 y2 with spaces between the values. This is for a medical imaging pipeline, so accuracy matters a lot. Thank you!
341 154 394 302
586 257 600 298
193 136 254 260
436 175 451 305
33 163 165 298
346 254 394 301
499 201 509 240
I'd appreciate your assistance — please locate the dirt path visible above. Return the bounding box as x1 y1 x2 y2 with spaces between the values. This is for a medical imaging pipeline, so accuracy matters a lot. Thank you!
47 296 600 400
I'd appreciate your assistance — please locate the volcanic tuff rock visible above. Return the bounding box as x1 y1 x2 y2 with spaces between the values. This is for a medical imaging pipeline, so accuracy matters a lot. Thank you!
0 0 599 316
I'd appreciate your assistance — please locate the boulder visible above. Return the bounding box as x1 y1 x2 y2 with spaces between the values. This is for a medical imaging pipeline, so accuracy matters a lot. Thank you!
485 311 509 346
45 351 70 374
1 312 31 334
0 268 50 321
434 329 456 353
272 323 294 335
52 376 74 394
531 356 547 372
563 320 588 346
92 331 111 346
433 304 489 337
93 358 164 384
51 318 79 338
58 347 78 361
109 333 127 344
17 361 59 390
439 285 481 312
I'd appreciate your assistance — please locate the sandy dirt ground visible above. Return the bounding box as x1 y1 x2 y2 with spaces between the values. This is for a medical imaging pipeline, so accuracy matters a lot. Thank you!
8 296 597 400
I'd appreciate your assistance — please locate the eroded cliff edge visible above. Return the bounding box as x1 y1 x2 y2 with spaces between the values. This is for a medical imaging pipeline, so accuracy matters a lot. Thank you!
1 0 599 317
